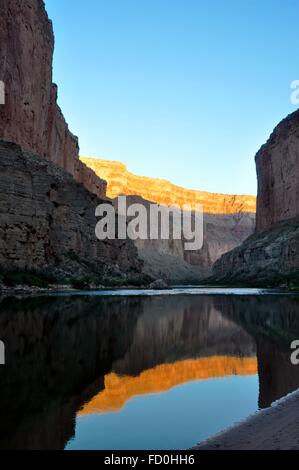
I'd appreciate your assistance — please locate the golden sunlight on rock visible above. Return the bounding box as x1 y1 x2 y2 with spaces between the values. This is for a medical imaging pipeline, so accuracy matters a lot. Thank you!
79 356 257 415
80 158 256 214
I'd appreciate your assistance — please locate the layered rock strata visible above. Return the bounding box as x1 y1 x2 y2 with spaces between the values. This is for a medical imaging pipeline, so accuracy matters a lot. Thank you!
213 217 299 286
213 110 299 286
256 109 299 232
0 140 142 284
81 157 256 214
0 0 106 198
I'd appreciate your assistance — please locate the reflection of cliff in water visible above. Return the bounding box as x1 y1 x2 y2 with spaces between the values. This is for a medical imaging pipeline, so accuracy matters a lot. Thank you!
215 296 299 408
0 295 141 449
80 296 257 416
112 296 255 376
1 294 299 449
80 356 257 415
0 294 255 449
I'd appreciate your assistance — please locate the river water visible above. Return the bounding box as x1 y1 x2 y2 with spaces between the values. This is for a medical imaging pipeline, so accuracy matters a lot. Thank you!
0 288 299 449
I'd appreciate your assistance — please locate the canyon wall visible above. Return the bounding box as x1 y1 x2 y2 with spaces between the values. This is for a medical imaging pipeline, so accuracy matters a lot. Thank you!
81 158 256 282
0 0 147 286
0 0 106 198
81 158 256 214
212 109 299 286
0 140 143 285
256 110 299 232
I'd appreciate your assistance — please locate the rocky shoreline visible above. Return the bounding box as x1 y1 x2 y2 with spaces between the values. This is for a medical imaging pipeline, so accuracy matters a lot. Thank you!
210 217 299 288
0 277 173 298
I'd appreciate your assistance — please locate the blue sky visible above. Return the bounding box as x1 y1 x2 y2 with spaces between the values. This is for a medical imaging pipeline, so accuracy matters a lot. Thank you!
45 0 299 195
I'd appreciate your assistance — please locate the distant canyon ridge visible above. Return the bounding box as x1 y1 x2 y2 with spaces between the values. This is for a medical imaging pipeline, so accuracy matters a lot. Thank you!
81 158 256 282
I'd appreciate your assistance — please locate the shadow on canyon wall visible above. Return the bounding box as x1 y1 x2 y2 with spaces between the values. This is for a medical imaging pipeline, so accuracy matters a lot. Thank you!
0 294 299 448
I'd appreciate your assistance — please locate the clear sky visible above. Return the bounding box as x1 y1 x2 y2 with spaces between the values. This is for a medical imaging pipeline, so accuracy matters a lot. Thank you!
45 0 299 195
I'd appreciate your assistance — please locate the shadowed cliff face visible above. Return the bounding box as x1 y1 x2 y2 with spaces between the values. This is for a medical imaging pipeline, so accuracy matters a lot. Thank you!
80 160 256 282
213 217 299 285
0 0 256 284
212 110 299 285
0 0 144 283
0 141 142 280
0 293 298 449
255 110 299 233
122 196 255 282
0 0 106 198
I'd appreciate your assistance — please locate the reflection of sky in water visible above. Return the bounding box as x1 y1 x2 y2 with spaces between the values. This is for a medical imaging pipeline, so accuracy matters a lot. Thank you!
56 288 287 297
66 374 259 450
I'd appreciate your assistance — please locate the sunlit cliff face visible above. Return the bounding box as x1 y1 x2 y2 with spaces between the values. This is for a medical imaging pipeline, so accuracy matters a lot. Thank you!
79 356 257 415
80 158 256 214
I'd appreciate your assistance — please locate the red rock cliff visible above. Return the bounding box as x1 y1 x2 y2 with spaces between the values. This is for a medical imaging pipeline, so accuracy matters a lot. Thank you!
255 109 299 232
0 0 106 198
81 157 256 214
213 109 299 286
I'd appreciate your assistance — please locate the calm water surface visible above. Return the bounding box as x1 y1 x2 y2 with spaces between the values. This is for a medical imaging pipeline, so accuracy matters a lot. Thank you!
0 288 299 449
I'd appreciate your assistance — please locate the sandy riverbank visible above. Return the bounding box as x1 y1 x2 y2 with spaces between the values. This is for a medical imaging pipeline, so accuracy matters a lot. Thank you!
194 388 299 450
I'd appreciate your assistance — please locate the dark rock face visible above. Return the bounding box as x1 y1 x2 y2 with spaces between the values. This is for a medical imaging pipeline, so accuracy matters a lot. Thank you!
213 218 299 285
113 195 255 283
0 140 142 281
0 0 106 198
256 110 299 233
83 163 256 283
0 1 144 283
212 110 299 285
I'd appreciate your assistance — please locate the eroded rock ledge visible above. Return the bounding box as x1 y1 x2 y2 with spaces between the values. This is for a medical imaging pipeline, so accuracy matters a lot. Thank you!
212 217 299 287
0 0 106 198
0 140 144 287
256 109 299 232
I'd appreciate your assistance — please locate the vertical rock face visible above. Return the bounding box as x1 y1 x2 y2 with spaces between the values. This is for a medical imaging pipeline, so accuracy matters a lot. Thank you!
212 109 299 285
0 140 142 282
0 0 106 198
256 110 299 232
